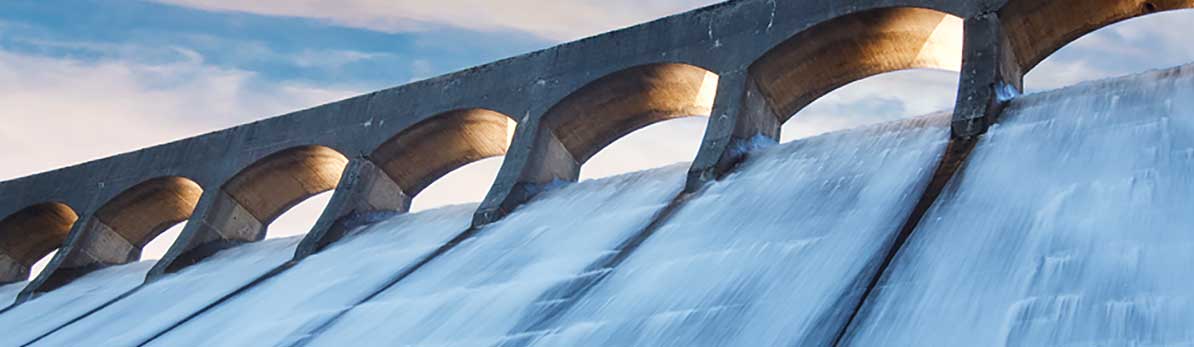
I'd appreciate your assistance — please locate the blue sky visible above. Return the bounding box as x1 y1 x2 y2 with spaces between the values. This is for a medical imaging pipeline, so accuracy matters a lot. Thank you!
2 0 1192 263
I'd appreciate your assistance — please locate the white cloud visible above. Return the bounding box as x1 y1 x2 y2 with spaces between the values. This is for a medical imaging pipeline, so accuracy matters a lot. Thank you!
151 0 718 41
1026 10 1194 91
0 50 359 182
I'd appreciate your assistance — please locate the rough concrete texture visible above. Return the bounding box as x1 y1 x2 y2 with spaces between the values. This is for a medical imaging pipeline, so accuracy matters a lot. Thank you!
2 0 1190 298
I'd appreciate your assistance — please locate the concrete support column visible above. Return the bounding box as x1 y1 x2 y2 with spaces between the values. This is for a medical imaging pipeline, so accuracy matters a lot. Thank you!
22 217 139 297
147 190 261 280
685 69 781 192
952 12 1024 138
0 253 26 285
473 115 576 227
294 158 410 260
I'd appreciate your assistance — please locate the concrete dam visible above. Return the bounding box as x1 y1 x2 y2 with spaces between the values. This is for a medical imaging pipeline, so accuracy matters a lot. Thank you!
2 0 1193 345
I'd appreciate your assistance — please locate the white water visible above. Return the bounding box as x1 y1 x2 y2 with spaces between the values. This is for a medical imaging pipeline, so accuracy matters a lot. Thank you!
31 236 300 346
843 65 1194 346
0 261 151 346
297 165 687 347
507 115 949 347
0 281 23 309
12 65 1194 347
143 204 476 347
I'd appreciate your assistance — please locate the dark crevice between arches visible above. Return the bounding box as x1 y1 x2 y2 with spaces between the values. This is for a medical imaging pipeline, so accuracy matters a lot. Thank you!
828 136 978 346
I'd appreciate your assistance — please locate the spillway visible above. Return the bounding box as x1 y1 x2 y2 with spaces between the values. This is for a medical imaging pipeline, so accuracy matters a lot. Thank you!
139 204 476 346
5 64 1194 347
842 65 1194 346
504 115 949 346
149 165 687 347
29 236 301 346
0 261 150 346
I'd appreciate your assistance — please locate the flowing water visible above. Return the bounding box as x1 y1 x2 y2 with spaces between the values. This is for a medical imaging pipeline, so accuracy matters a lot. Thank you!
7 65 1194 347
842 65 1194 346
30 236 300 346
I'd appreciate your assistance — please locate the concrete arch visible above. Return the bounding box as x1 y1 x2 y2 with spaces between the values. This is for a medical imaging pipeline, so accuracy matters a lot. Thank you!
0 203 77 284
222 145 350 227
93 177 203 251
750 7 963 123
150 145 349 276
1001 0 1194 73
294 109 518 257
372 108 517 198
27 177 203 293
473 63 717 225
542 63 719 169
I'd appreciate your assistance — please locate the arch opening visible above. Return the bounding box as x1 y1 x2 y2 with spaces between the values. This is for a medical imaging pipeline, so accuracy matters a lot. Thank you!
1015 5 1194 90
371 108 517 204
221 144 349 238
581 117 707 179
142 223 186 260
750 7 963 132
540 63 718 179
413 157 505 211
0 202 77 283
780 69 960 142
1002 0 1194 78
93 176 203 253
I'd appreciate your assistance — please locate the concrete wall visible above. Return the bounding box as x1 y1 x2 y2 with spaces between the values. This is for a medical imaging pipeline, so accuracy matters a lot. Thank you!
1 0 1188 300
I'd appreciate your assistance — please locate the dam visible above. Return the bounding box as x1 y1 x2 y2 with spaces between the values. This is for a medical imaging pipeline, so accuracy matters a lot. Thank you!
2 0 1193 345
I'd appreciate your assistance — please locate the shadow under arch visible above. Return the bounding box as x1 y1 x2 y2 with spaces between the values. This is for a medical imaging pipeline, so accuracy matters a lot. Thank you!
1001 0 1194 76
152 145 348 276
750 6 963 127
373 108 517 199
30 177 202 292
296 109 518 256
0 203 77 284
539 62 719 180
474 62 718 225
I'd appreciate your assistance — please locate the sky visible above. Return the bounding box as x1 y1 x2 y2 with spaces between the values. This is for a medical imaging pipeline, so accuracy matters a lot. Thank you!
1 0 1191 270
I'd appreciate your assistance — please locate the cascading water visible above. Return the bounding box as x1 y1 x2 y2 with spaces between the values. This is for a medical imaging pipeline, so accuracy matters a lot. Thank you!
503 114 950 347
842 65 1194 346
140 204 477 347
0 261 151 346
6 65 1194 347
29 236 301 346
280 165 688 347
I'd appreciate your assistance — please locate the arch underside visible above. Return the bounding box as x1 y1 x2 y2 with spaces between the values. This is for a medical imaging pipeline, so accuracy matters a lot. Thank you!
95 177 203 249
372 109 516 197
750 7 963 123
1002 0 1194 73
0 203 77 270
223 145 349 225
542 63 719 164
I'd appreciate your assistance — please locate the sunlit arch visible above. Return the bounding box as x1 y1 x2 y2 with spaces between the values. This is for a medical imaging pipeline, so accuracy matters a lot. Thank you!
371 108 517 199
1001 0 1194 75
222 145 350 229
0 203 77 284
540 63 719 167
750 7 963 123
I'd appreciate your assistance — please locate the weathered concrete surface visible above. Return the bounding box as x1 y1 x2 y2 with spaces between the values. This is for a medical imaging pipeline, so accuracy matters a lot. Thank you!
0 203 76 285
2 0 1187 298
